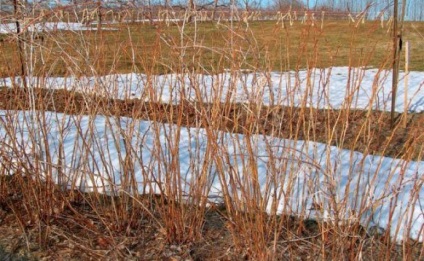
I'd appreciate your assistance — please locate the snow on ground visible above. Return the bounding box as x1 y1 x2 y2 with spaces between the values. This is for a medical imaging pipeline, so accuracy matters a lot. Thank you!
0 22 113 34
3 67 423 113
1 67 423 242
0 110 423 242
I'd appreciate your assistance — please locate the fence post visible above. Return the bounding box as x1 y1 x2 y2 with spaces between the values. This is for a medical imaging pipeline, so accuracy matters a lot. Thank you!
391 0 399 128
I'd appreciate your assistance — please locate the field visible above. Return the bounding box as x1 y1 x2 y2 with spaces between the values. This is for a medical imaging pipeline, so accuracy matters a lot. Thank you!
0 9 424 260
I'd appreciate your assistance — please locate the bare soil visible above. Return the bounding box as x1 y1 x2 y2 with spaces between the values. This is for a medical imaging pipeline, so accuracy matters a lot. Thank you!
1 87 423 160
1 175 423 260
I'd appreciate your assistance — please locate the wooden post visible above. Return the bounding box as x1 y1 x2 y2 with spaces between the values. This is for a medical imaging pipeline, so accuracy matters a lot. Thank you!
403 41 410 127
13 0 27 88
392 0 407 128
391 0 399 128
97 0 102 32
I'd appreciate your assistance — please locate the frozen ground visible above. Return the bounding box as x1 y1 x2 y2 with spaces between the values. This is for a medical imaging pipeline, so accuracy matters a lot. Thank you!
2 67 424 112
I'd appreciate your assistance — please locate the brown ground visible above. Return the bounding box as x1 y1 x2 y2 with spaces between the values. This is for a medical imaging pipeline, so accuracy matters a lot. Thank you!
0 87 423 260
1 87 423 160
0 175 423 260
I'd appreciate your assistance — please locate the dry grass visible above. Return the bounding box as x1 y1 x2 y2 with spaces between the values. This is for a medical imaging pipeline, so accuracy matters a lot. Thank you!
1 17 424 77
0 7 424 260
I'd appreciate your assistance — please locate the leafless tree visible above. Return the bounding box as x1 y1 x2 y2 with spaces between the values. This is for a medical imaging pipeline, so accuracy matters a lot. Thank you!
273 0 304 11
